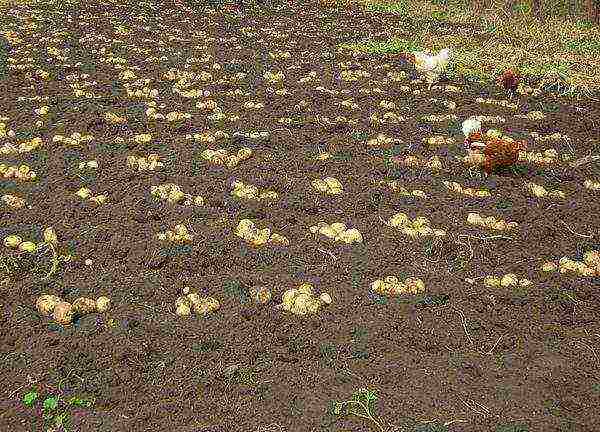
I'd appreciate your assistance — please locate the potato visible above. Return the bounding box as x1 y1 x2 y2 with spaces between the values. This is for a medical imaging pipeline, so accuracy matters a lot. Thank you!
36 294 61 316
319 292 332 305
96 296 111 313
250 287 272 305
176 303 191 316
205 297 220 312
186 293 201 306
297 283 313 296
72 297 97 315
52 302 74 326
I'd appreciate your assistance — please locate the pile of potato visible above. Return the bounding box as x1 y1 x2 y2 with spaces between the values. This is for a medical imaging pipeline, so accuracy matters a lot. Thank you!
78 160 99 170
249 286 272 305
75 187 108 205
483 274 532 288
0 163 36 181
366 133 401 148
541 251 600 277
378 180 427 199
175 289 220 317
397 155 442 172
369 111 406 126
232 130 270 141
309 221 363 244
583 179 600 191
519 148 559 166
127 153 164 171
1 136 43 155
103 111 127 125
280 283 332 316
36 294 110 326
371 276 426 297
201 147 253 168
442 180 491 198
467 212 518 231
312 176 343 195
157 223 193 243
423 135 455 149
231 180 278 201
150 183 204 206
386 213 446 239
235 219 289 247
524 181 566 199
1 193 26 209
52 132 93 147
3 234 38 252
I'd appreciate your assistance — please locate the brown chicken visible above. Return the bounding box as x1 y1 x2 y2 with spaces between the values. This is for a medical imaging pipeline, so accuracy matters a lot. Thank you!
481 137 528 174
497 68 520 98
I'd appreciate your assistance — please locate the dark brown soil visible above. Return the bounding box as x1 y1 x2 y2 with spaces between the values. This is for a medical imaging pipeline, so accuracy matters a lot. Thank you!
1 1 600 431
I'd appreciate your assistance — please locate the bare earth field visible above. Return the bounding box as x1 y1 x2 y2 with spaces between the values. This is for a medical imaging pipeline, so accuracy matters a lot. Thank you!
1 0 600 431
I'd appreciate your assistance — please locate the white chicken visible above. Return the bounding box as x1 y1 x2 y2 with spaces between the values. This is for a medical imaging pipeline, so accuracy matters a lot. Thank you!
410 48 452 90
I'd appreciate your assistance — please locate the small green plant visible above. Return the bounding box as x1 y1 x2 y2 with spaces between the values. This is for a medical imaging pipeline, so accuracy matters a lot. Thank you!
331 388 385 431
319 342 337 366
496 422 529 432
22 387 94 432
223 279 249 303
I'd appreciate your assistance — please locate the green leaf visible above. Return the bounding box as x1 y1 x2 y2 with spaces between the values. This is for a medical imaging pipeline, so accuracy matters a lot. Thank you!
43 396 59 411
23 390 39 407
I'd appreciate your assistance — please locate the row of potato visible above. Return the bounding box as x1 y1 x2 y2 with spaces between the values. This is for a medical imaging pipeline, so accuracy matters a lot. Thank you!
386 213 447 238
175 288 220 317
309 221 363 244
483 274 533 288
231 180 278 201
524 181 566 199
201 147 253 168
541 251 600 277
442 180 491 198
127 153 164 171
0 136 43 155
1 193 26 209
75 187 108 205
235 219 290 247
377 179 428 199
312 177 343 195
467 212 518 231
157 223 193 243
370 276 426 297
36 294 111 326
0 163 36 181
151 183 205 206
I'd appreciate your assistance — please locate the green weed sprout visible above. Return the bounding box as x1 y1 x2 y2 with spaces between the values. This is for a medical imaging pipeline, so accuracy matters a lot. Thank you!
22 386 95 432
332 388 385 432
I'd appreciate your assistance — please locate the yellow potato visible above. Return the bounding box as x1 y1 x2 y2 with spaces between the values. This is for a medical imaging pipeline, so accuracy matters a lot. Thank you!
370 279 385 294
282 289 298 310
541 261 558 272
500 274 519 287
52 302 74 326
96 296 111 313
319 292 332 305
484 276 501 288
72 297 97 315
176 303 192 316
412 216 430 228
297 283 314 296
36 294 62 316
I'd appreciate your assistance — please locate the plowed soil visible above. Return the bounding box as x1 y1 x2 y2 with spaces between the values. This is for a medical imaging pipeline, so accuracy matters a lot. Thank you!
1 1 600 431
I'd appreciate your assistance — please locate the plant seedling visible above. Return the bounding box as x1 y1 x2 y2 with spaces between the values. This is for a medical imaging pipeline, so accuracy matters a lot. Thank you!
21 386 95 431
331 388 385 432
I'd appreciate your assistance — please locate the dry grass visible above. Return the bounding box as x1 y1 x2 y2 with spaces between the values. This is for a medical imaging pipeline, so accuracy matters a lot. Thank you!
333 0 600 97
